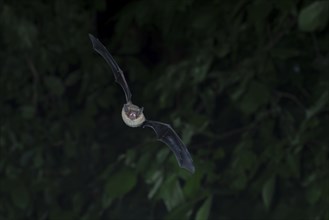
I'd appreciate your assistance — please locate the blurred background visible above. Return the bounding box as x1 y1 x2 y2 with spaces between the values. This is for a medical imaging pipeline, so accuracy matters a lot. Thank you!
0 0 328 219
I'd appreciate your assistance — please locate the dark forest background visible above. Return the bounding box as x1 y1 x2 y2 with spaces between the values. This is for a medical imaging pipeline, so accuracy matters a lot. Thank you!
0 0 328 219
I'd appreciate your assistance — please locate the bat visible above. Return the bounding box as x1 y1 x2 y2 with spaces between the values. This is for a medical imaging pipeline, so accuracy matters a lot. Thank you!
89 34 195 173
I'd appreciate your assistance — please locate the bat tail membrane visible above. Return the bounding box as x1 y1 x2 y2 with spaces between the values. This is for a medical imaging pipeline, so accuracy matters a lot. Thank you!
88 34 132 102
143 120 195 173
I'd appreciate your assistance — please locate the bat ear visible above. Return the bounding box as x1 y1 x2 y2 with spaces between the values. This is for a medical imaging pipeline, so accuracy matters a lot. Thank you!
138 107 144 116
123 104 129 112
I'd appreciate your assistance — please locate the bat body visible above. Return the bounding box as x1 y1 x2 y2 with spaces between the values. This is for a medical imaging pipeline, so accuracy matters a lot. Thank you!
89 34 195 173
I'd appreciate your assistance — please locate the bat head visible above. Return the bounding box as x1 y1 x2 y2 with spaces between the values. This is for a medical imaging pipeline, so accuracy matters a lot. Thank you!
121 102 146 127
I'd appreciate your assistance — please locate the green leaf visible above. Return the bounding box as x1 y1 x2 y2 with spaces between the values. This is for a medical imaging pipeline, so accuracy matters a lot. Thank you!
103 168 137 200
102 195 113 210
65 71 80 86
165 199 194 220
11 182 29 210
137 151 152 172
159 176 185 211
191 58 211 84
286 153 300 178
20 105 35 119
307 186 322 205
95 0 106 11
183 170 203 197
196 196 212 220
248 1 273 37
298 1 329 32
182 124 195 144
214 148 225 160
44 75 65 96
239 81 270 114
33 150 44 168
235 150 257 172
85 95 98 116
148 174 163 199
262 176 276 210
274 0 296 13
17 20 37 48
306 90 328 119
156 148 170 164
49 208 76 220
232 171 247 190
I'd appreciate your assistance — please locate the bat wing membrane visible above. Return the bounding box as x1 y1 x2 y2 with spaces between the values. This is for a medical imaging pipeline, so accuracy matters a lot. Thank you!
89 34 132 102
143 120 195 173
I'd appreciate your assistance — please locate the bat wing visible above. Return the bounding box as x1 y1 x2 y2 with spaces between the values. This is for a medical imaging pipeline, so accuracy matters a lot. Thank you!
143 120 195 173
89 34 132 103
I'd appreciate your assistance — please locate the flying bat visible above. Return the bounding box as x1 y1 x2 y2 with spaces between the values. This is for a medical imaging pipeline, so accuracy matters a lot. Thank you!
89 34 195 173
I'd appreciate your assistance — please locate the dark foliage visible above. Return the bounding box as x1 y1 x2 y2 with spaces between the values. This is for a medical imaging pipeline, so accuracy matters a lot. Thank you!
1 0 328 219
